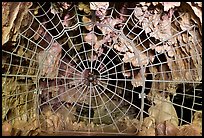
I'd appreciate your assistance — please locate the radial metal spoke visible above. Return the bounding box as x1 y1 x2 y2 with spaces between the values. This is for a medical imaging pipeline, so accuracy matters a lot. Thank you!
64 31 87 70
98 51 123 73
99 79 141 95
75 7 90 68
96 44 115 71
100 61 124 75
92 87 104 132
88 83 93 132
97 81 146 114
39 84 88 127
94 85 121 133
100 67 139 78
99 77 134 82
39 82 84 107
64 85 89 121
75 86 90 123
96 85 125 116
58 53 83 74
39 76 82 80
95 84 139 132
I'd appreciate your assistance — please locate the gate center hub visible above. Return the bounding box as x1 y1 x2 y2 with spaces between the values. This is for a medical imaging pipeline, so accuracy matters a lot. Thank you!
88 74 94 82
83 69 100 86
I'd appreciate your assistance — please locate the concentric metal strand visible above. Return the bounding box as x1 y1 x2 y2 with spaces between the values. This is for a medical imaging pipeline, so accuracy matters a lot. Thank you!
75 15 90 69
100 56 124 75
91 85 113 109
38 82 84 108
40 82 88 127
95 42 119 71
75 85 90 123
64 31 87 70
60 86 87 121
95 85 123 119
29 7 85 73
98 45 129 74
97 81 146 114
37 3 62 35
27 9 54 43
144 89 200 112
99 77 141 95
2 50 38 75
38 84 87 130
58 42 85 72
93 85 121 133
91 88 104 132
59 45 84 73
15 26 84 78
95 83 139 133
100 67 138 78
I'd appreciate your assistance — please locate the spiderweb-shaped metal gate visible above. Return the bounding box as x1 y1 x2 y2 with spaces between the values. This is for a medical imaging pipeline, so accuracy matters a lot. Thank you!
2 2 202 136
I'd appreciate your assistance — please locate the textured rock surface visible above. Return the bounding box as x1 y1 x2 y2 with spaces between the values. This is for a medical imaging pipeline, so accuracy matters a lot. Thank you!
2 2 32 45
